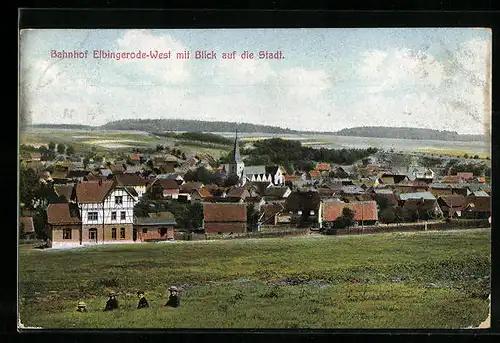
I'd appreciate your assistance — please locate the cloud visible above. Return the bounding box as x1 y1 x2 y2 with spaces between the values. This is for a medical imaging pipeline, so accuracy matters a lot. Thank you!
359 48 445 93
115 29 190 84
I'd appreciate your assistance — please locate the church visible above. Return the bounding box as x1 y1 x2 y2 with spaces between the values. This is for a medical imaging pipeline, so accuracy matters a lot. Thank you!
226 130 246 185
225 131 284 187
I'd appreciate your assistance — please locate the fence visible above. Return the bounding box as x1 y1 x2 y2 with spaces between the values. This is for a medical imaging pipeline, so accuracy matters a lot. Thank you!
205 228 310 240
327 219 490 236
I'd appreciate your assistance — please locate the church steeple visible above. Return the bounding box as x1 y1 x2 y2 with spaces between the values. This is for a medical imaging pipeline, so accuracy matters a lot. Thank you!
233 128 241 163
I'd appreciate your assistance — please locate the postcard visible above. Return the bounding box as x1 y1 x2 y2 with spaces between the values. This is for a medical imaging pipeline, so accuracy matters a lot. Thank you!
18 28 491 329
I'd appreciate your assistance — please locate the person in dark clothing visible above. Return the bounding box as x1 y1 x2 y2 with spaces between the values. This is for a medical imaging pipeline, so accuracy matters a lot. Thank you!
104 292 119 311
137 291 149 309
165 286 180 308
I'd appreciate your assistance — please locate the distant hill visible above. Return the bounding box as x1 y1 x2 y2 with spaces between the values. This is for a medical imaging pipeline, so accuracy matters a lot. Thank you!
334 126 485 142
31 120 485 142
31 124 96 130
100 119 299 134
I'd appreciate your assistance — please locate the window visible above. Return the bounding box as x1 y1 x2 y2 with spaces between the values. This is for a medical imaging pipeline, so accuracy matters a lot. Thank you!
121 211 126 220
88 212 98 221
112 228 117 240
115 196 123 205
111 212 117 220
310 210 315 215
142 228 148 234
120 228 126 239
63 228 72 240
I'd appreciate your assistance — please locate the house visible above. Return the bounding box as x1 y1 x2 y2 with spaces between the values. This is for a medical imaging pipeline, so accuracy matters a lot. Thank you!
134 212 176 242
371 188 398 204
457 172 474 181
378 173 409 185
463 196 491 219
437 195 467 218
151 179 180 199
75 179 137 245
46 203 82 248
226 186 251 201
320 200 378 228
110 163 126 175
263 186 292 199
244 196 266 212
30 152 42 161
284 190 321 226
429 183 453 197
19 217 36 239
308 170 322 180
54 184 76 203
442 175 463 184
408 167 434 181
259 203 286 226
398 192 443 220
190 187 214 202
246 180 274 196
315 163 331 173
114 173 149 200
203 202 247 234
66 170 90 181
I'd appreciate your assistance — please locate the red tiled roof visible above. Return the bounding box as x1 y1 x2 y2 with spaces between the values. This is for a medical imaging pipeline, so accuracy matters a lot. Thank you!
316 163 331 171
284 174 297 182
47 203 81 224
439 195 467 209
309 170 322 178
192 187 213 198
115 173 148 186
75 180 115 204
322 201 378 222
443 175 462 183
457 172 474 180
203 203 247 222
180 182 203 193
19 217 35 233
163 189 179 195
465 196 491 212
129 153 143 161
54 184 74 201
154 179 180 190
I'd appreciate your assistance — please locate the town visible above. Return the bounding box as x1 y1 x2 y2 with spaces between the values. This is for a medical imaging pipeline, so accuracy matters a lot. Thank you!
19 130 491 249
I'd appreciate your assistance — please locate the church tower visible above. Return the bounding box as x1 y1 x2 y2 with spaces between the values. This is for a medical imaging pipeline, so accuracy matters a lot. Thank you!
228 129 245 185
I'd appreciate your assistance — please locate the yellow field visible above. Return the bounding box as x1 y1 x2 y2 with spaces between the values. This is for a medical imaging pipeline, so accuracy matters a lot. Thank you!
416 148 490 159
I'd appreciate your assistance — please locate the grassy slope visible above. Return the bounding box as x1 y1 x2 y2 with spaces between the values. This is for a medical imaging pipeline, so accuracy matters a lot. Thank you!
19 229 490 329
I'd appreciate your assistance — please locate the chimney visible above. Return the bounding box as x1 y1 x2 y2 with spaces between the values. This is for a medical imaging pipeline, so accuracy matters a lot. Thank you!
98 178 102 186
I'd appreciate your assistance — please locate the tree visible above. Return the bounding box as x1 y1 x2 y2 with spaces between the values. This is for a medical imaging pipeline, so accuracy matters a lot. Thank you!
48 142 56 151
380 207 396 223
83 157 90 169
335 207 356 229
156 144 164 152
57 143 66 154
225 174 240 187
247 204 259 232
66 145 75 155
20 167 40 208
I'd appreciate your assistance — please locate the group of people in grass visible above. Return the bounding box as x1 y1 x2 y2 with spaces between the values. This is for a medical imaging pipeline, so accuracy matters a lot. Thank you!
76 286 180 312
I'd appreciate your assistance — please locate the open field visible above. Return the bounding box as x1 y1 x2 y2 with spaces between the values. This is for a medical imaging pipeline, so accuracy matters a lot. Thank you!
18 229 490 329
20 128 229 157
21 128 490 158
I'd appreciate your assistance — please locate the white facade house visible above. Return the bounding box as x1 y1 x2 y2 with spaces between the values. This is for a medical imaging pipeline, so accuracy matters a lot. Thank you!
76 180 137 245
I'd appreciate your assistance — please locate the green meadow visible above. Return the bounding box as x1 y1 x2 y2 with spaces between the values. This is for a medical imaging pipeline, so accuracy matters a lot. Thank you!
18 229 491 329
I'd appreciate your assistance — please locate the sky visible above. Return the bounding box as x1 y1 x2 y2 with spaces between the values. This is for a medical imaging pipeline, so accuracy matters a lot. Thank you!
19 28 491 134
